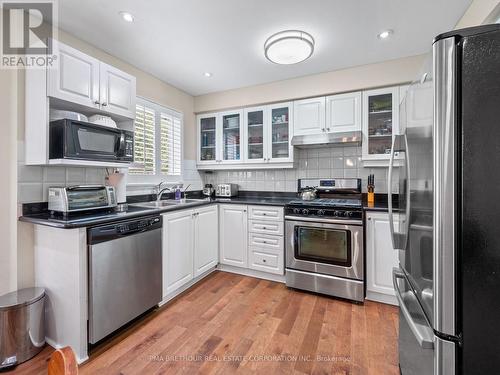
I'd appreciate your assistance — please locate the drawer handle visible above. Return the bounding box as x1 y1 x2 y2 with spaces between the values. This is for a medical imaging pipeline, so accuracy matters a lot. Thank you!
262 227 267 230
263 241 267 244
263 259 267 263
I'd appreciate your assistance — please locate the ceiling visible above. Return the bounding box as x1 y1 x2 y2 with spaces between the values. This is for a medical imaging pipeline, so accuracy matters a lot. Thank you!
58 0 472 96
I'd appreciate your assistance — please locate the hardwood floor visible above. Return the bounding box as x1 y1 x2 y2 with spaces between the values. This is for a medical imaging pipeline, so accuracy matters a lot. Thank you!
11 271 399 375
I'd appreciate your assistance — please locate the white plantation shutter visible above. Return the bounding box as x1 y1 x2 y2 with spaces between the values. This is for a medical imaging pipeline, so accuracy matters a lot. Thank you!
130 97 183 178
160 112 182 175
130 104 156 175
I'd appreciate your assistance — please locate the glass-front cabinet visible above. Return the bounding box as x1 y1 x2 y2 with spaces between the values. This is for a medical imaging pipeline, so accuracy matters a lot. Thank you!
268 103 293 162
242 102 293 165
220 111 242 163
362 86 400 166
198 113 218 164
199 102 294 168
244 107 266 163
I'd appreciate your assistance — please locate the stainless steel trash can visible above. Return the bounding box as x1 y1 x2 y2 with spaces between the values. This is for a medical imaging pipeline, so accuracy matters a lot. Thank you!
0 287 45 369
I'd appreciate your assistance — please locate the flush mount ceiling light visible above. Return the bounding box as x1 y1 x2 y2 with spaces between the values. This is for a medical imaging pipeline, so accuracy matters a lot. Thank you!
264 30 315 65
377 29 393 39
203 72 213 78
119 11 134 22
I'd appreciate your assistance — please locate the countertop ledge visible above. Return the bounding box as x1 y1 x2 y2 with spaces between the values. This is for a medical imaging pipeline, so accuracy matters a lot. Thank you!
19 194 395 229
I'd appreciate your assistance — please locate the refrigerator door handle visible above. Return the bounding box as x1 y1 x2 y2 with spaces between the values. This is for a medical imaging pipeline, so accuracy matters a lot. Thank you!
393 268 434 349
388 136 397 249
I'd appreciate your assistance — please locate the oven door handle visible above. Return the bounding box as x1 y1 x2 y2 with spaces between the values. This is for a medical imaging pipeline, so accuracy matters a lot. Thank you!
392 268 434 349
284 215 362 226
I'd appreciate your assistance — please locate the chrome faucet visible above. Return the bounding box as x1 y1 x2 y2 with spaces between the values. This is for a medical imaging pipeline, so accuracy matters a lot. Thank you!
156 181 172 201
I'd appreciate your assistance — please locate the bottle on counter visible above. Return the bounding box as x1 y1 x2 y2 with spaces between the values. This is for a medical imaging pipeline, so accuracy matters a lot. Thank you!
175 186 182 200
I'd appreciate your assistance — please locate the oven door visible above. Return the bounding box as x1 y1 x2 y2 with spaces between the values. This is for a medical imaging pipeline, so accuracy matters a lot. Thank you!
66 120 125 161
285 217 363 280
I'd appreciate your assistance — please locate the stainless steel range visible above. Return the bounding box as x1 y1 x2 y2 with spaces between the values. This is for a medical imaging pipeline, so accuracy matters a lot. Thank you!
285 178 364 302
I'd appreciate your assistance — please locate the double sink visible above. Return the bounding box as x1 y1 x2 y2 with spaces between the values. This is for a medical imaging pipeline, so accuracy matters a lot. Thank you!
130 198 209 209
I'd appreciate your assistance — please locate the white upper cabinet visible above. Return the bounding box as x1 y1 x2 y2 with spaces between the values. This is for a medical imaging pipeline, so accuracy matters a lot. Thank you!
99 63 136 118
198 102 293 169
362 86 400 166
325 92 362 133
219 110 243 163
48 41 100 109
198 113 219 165
293 97 326 135
47 40 136 119
244 106 267 164
268 102 293 163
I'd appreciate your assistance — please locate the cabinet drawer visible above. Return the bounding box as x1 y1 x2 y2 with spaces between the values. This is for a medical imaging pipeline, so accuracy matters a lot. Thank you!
248 205 283 221
248 233 283 251
248 219 284 235
248 247 284 275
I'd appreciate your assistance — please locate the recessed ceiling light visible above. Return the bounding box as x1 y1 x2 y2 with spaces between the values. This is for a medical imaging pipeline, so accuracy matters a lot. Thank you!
120 11 134 23
377 29 393 39
203 72 212 78
264 30 315 65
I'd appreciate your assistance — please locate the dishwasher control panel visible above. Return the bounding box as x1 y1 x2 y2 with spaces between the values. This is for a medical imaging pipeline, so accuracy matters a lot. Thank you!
88 215 162 245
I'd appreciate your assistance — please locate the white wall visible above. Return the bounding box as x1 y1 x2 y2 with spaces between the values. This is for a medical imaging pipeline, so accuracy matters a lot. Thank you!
0 69 18 295
455 0 500 28
194 54 426 113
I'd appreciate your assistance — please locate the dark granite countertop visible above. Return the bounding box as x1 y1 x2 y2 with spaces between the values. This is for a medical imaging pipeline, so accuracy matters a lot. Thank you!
19 192 297 229
361 193 397 212
19 191 398 228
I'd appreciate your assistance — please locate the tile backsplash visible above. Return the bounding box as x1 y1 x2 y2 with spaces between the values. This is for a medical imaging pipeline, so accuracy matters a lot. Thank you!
17 140 204 203
203 145 397 194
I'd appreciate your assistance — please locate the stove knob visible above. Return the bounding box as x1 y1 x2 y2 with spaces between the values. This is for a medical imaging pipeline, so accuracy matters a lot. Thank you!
339 211 346 217
346 211 354 217
302 209 309 215
293 208 300 214
317 209 325 216
333 211 340 217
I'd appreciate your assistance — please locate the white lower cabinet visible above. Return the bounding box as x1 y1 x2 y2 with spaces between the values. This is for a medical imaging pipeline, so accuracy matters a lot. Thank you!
219 204 285 276
194 205 219 277
365 211 399 305
162 205 219 299
219 204 248 267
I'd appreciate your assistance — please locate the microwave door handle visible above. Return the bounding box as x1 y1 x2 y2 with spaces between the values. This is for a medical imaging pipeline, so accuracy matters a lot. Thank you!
67 185 104 190
118 133 126 155
392 268 434 349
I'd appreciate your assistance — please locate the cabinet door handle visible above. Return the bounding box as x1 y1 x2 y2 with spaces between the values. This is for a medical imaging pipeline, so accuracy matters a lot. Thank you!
102 102 107 107
262 259 267 263
326 128 331 131
94 100 100 105
368 217 372 220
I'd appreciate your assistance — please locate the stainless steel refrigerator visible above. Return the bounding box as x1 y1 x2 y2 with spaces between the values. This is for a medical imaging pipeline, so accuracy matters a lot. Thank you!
389 24 500 375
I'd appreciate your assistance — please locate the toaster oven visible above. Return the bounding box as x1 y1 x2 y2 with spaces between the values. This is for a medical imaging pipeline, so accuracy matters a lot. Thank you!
48 185 117 213
215 183 239 197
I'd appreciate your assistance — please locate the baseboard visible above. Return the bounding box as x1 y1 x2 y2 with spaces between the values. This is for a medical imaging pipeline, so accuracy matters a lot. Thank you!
159 267 218 306
217 264 286 283
365 291 398 306
45 337 89 364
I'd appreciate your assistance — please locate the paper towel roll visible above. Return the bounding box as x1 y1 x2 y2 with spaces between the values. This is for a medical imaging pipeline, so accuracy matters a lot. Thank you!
106 169 128 203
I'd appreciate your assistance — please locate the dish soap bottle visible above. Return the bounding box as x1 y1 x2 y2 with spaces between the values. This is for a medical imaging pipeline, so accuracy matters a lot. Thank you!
175 186 182 200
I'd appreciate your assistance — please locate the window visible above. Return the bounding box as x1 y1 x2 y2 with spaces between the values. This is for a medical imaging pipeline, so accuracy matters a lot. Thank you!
130 97 183 179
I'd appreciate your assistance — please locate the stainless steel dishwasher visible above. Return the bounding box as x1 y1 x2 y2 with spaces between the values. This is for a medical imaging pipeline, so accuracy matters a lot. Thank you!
88 215 162 344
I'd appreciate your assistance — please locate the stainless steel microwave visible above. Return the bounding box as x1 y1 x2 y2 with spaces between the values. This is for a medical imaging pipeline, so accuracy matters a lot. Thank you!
49 119 134 163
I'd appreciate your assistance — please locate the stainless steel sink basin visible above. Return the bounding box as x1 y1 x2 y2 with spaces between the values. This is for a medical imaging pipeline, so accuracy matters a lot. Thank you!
130 198 208 209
